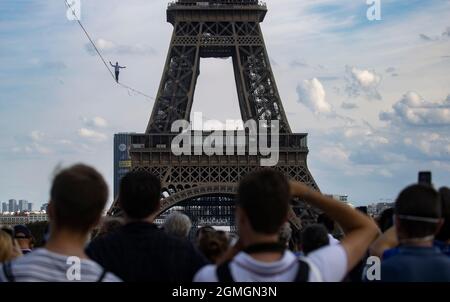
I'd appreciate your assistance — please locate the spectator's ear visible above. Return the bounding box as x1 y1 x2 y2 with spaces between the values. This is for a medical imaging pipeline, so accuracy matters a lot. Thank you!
394 216 402 237
47 201 55 221
91 214 102 231
235 206 248 229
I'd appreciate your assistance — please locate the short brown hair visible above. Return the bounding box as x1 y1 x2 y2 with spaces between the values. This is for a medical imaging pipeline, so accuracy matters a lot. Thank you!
237 169 290 234
395 184 441 238
50 164 108 233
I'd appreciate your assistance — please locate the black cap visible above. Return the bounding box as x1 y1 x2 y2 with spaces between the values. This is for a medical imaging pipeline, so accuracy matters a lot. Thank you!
13 225 32 239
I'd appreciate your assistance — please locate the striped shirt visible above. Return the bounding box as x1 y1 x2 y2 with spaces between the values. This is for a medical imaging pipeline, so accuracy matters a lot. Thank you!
0 248 121 282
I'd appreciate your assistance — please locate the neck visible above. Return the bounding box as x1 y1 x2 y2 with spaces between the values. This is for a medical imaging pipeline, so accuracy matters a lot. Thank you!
240 231 283 262
399 235 434 247
45 228 89 259
125 213 158 225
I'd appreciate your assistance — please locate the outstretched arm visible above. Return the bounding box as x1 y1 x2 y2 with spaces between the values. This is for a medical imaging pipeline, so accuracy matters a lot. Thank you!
119 66 127 69
109 62 114 67
369 226 398 258
290 181 379 272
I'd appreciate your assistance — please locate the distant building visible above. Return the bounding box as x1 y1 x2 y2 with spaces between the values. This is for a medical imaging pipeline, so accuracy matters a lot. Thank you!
367 201 395 216
8 199 17 212
0 211 48 226
1 202 7 213
18 200 28 212
40 203 49 212
325 194 349 202
27 203 33 212
28 212 48 223
114 133 132 198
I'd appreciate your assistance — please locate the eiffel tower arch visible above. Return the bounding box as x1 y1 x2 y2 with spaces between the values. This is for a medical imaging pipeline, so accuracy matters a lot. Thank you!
110 0 320 231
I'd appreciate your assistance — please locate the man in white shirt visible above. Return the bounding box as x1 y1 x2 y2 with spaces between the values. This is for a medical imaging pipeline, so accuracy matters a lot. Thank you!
0 164 120 282
194 169 379 282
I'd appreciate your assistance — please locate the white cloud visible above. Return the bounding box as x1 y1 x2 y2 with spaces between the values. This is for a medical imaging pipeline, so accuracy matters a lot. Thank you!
78 128 107 141
30 130 45 142
11 143 52 155
296 78 332 114
82 116 108 128
33 143 52 155
85 38 156 56
319 145 349 162
345 66 382 100
380 92 450 126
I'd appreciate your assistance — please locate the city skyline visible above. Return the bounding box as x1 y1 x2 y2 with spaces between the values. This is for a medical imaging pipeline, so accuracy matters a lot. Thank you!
1 0 449 210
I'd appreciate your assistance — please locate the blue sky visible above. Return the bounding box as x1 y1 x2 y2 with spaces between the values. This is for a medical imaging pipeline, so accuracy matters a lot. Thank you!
0 0 449 210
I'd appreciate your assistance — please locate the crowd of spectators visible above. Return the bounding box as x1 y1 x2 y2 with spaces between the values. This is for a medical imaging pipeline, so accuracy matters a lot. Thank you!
1 164 449 282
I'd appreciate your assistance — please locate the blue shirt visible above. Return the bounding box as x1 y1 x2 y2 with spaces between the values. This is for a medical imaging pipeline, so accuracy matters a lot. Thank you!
434 241 450 257
383 241 450 260
381 246 450 282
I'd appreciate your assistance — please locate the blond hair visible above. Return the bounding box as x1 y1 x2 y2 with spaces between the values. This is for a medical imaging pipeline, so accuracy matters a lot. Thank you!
0 230 14 263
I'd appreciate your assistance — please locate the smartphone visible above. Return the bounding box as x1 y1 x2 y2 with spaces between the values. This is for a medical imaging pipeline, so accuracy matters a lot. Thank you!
418 171 432 185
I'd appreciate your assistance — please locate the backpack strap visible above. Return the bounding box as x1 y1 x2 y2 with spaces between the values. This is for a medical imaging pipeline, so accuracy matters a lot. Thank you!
216 260 234 282
2 262 15 282
97 269 107 282
293 259 310 282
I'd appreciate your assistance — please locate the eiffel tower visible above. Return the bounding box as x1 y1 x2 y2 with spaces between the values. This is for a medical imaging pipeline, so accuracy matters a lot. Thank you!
110 0 320 231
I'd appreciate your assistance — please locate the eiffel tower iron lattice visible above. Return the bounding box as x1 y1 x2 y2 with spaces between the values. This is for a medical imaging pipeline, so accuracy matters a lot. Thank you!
110 0 320 231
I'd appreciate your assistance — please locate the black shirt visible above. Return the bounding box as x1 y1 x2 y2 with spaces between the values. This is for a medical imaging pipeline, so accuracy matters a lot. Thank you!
86 222 208 282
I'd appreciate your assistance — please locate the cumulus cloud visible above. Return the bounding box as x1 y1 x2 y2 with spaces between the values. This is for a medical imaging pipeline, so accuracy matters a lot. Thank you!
78 128 107 141
345 66 382 100
85 38 156 56
12 131 53 156
380 92 450 126
81 116 108 128
296 78 332 114
319 146 349 163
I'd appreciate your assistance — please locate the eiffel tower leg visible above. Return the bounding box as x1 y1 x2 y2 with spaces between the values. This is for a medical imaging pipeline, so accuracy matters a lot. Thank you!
232 22 291 133
146 22 202 133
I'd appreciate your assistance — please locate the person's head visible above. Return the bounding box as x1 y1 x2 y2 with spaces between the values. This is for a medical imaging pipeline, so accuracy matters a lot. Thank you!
195 226 215 245
377 207 395 233
436 187 450 242
116 61 118 65
13 225 33 250
301 224 330 255
236 169 290 240
0 229 15 262
119 171 161 221
48 164 108 236
198 230 229 263
278 222 292 247
96 217 124 238
394 184 442 242
163 212 192 239
317 213 335 233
